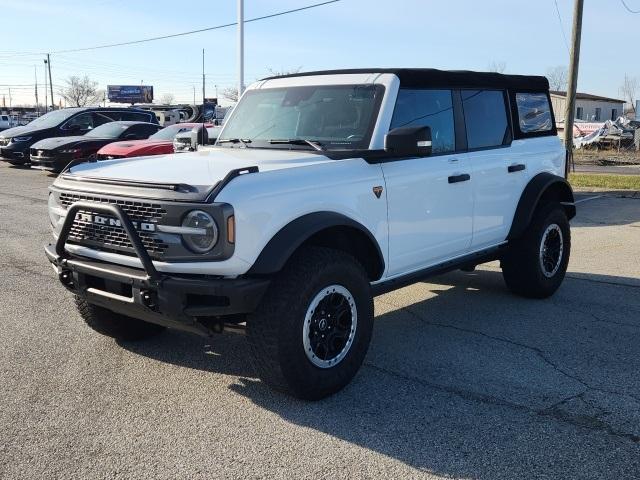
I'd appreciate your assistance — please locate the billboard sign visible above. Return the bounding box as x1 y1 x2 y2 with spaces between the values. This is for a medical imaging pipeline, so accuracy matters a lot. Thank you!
107 85 154 104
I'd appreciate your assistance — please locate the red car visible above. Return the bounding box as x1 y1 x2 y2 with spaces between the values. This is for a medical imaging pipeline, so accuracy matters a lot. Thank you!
96 123 210 159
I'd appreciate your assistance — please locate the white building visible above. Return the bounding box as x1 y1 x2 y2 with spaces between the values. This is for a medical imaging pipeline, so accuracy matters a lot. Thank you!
550 91 625 123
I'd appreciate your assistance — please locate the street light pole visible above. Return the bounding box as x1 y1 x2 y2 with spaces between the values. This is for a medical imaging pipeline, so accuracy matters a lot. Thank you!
563 0 584 176
238 0 244 100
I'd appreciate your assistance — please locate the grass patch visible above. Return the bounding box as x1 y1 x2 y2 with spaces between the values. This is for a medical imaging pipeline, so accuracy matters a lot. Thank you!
569 173 640 190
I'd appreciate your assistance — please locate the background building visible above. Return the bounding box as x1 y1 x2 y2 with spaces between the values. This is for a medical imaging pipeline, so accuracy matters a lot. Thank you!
550 91 625 123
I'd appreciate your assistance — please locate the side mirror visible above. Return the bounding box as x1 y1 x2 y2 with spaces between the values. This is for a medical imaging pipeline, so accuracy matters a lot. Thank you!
384 126 432 157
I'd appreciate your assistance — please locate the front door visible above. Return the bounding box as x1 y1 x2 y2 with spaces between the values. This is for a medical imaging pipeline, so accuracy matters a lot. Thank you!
382 88 473 276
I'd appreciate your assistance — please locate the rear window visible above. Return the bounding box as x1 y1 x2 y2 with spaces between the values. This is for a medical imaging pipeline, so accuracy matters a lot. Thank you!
515 93 552 133
461 90 510 150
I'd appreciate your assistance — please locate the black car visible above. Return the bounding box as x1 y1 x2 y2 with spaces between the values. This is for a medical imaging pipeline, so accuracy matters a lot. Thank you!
0 107 158 166
29 121 162 173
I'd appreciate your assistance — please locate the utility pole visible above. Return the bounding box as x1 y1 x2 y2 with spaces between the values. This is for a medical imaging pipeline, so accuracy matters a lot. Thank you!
192 85 196 105
202 48 206 142
43 60 48 113
34 66 39 115
8 88 11 110
238 0 244 100
563 0 584 176
46 54 54 110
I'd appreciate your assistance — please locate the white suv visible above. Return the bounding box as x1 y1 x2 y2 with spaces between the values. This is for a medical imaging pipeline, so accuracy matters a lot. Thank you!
45 69 575 400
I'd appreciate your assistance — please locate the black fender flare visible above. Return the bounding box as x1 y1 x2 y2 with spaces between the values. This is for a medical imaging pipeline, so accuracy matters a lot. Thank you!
248 212 385 278
507 172 576 240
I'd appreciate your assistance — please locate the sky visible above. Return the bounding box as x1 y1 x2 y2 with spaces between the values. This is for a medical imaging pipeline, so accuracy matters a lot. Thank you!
0 0 639 107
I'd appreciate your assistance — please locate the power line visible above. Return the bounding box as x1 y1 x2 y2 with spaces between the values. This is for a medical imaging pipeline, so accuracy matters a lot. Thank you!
620 0 640 13
553 0 570 53
3 0 340 56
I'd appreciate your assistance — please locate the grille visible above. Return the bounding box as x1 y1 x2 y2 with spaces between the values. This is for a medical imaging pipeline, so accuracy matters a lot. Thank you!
68 214 168 256
59 192 166 221
60 193 168 258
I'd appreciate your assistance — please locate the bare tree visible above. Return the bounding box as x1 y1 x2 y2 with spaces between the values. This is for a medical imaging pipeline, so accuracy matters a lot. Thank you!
488 61 506 74
159 93 175 105
59 75 103 107
266 66 303 77
620 74 639 114
546 66 568 91
220 67 304 103
221 86 239 103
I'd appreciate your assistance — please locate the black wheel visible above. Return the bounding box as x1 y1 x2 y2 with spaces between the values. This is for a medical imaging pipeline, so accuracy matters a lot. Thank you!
75 296 165 341
502 203 571 298
247 246 374 400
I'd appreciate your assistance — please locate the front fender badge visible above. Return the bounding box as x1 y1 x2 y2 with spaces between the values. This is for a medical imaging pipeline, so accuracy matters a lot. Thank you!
373 186 383 199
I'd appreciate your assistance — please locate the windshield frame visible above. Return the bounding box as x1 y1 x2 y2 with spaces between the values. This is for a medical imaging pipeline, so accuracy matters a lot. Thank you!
218 84 386 152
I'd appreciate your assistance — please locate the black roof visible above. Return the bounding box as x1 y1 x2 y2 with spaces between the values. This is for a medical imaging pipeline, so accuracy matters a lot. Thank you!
263 68 549 91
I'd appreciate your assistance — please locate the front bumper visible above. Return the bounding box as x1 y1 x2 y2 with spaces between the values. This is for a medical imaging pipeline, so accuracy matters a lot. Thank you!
46 201 269 336
30 155 67 172
0 145 29 164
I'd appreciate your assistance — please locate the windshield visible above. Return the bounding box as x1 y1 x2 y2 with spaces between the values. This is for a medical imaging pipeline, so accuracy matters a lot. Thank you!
219 84 384 150
150 124 196 141
85 122 129 138
26 109 78 129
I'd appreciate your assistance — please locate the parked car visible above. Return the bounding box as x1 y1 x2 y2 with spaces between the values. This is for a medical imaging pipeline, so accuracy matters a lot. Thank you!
0 107 158 166
173 125 221 152
30 121 162 173
96 123 208 160
0 114 14 131
45 68 574 400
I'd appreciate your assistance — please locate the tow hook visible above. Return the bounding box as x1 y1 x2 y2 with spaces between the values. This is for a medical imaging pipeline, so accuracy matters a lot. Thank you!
140 289 158 311
59 269 74 289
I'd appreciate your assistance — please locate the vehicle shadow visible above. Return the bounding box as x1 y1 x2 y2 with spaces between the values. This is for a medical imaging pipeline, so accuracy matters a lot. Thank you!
120 268 640 479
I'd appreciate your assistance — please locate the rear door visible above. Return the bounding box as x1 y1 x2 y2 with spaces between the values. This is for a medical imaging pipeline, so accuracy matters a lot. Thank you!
461 89 523 249
382 88 474 276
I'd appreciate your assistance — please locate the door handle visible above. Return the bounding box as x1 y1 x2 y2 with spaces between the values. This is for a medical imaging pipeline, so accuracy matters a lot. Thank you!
508 163 526 173
448 173 471 184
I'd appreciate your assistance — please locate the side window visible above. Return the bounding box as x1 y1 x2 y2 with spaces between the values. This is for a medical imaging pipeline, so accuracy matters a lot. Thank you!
64 112 94 131
390 89 455 154
138 124 160 138
515 92 552 134
93 112 118 126
121 111 152 122
461 90 509 149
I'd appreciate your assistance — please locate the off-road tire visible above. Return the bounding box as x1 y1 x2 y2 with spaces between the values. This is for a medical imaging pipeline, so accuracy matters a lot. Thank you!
502 203 571 298
247 246 374 400
75 296 165 341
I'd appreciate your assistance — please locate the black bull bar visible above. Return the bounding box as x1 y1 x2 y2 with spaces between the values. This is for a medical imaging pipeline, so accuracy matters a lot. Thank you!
45 201 270 336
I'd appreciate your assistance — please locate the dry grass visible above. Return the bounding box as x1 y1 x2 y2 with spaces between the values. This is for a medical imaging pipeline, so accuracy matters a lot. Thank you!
569 173 640 190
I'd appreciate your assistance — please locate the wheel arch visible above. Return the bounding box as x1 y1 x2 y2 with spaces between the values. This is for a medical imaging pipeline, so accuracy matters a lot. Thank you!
248 212 385 281
508 172 576 240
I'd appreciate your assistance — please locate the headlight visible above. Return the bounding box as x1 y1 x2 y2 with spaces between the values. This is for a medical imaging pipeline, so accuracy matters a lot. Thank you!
12 136 31 142
48 193 65 229
181 210 218 253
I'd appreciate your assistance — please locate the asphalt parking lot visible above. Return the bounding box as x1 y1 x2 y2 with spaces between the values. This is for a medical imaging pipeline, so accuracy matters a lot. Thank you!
0 163 639 479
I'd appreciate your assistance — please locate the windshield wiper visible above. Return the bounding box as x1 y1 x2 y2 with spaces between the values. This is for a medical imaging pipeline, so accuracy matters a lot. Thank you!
268 139 325 152
217 138 252 147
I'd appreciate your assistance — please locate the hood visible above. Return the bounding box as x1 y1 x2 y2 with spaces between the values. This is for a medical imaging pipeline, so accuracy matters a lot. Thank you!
0 125 48 138
31 136 104 150
66 147 333 186
98 139 172 156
